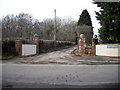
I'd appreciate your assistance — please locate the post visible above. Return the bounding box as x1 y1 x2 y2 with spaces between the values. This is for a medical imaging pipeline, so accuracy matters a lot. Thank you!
79 34 85 55
33 33 39 54
79 39 85 55
15 40 22 56
54 9 56 47
92 35 98 55
33 39 39 54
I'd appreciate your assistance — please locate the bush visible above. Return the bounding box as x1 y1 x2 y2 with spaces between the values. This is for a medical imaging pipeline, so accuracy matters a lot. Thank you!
2 40 18 56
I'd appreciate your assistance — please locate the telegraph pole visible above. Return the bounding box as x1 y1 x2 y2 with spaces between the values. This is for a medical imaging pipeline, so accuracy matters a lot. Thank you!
54 9 56 47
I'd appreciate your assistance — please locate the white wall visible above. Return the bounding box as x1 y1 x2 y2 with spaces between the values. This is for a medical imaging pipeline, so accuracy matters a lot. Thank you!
96 44 120 57
22 44 36 56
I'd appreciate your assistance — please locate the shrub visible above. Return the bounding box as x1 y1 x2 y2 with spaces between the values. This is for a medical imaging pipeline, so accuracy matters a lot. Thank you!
2 40 18 56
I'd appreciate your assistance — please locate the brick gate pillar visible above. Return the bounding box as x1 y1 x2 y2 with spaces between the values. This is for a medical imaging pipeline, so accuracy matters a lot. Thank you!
92 41 96 55
33 39 39 54
15 40 22 56
79 34 86 55
79 39 85 55
92 35 98 55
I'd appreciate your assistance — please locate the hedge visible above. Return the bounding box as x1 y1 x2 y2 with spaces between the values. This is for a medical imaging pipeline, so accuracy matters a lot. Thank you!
2 40 18 56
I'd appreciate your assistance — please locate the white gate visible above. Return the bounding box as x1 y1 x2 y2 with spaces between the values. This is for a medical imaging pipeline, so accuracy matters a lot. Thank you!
22 44 36 56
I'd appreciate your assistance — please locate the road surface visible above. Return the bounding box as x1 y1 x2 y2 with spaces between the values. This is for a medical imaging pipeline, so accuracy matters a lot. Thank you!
2 64 119 88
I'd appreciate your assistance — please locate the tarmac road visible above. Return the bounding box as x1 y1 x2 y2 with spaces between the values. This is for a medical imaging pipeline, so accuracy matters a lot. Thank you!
2 64 119 88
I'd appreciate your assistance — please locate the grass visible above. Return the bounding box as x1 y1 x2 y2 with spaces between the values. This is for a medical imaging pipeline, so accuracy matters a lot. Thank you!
2 56 18 60
73 48 93 56
2 54 39 60
73 49 81 56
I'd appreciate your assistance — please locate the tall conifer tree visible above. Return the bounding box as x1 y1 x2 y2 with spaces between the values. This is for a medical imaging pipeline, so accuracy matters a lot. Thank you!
94 2 120 43
78 9 92 27
77 9 93 45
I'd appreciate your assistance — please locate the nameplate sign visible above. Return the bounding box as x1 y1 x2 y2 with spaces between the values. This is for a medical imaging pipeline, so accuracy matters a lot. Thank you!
107 45 119 48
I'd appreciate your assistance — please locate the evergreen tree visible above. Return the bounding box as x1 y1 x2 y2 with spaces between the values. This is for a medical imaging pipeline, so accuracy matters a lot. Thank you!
78 9 92 26
77 9 93 45
94 2 120 43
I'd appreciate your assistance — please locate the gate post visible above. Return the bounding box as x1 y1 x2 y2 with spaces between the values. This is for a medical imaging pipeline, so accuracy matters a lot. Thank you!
79 34 85 55
92 35 98 55
15 40 22 56
32 33 39 54
33 39 39 54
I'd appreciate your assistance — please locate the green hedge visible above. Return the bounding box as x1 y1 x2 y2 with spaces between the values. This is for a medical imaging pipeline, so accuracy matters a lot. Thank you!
2 41 18 56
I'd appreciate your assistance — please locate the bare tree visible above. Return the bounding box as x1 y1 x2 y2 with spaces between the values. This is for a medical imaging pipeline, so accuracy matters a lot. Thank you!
2 13 78 42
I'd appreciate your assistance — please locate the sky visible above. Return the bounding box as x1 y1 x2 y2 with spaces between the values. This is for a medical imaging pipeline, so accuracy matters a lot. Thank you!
0 0 101 35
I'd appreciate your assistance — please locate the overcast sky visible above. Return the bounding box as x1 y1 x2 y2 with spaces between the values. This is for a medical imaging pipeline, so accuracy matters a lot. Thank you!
0 0 101 35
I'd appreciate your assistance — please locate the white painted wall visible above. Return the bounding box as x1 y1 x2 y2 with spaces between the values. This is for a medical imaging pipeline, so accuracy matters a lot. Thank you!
22 44 36 56
96 44 120 57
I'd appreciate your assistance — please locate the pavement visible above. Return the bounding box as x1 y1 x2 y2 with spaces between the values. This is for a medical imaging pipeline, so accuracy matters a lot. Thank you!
2 64 120 88
2 46 120 65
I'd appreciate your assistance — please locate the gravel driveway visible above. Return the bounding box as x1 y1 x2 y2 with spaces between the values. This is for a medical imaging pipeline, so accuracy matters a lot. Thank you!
2 46 120 65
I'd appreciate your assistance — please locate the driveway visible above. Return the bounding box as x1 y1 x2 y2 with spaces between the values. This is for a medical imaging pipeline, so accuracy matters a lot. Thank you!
2 46 120 65
2 64 119 88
